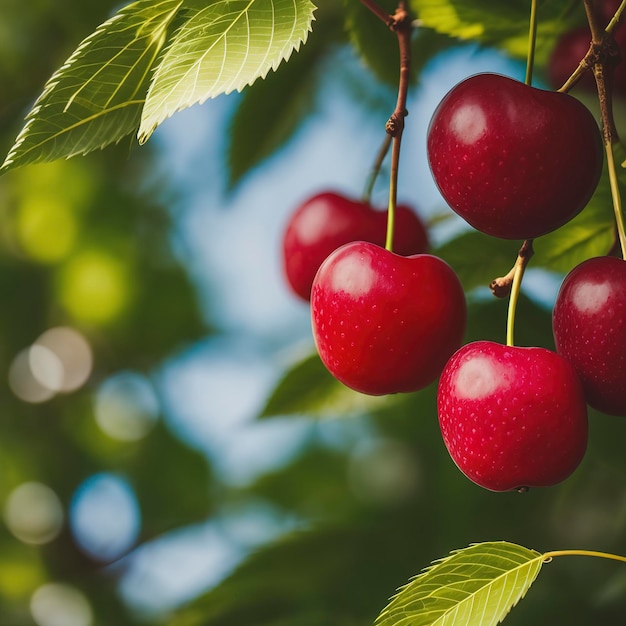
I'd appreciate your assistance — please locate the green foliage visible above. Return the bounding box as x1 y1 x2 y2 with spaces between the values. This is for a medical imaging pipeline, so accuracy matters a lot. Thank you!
1 0 317 172
260 351 393 418
375 542 544 626
138 0 317 143
410 0 579 61
1 0 182 171
2 1 626 625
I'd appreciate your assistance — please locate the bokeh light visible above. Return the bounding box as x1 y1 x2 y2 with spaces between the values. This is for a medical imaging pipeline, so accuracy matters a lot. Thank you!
94 371 159 442
3 482 64 545
9 327 93 402
30 582 93 626
57 250 131 324
69 473 141 562
8 348 56 403
34 327 93 392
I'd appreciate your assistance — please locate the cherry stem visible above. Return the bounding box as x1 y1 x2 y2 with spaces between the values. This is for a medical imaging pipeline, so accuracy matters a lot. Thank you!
362 134 392 204
360 0 412 252
525 0 539 85
607 141 626 258
498 240 534 347
558 1 626 93
542 549 626 566
582 0 626 258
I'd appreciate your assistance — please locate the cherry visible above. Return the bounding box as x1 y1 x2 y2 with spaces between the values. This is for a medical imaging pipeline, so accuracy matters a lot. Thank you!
311 241 466 395
437 340 588 491
553 256 626 416
427 73 603 240
283 191 428 300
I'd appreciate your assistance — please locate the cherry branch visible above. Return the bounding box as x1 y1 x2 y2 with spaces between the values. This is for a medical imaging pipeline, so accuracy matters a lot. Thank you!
358 1 413 251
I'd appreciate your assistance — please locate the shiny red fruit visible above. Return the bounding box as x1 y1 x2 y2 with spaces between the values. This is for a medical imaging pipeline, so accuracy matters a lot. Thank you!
282 191 428 301
311 241 466 395
427 73 603 239
438 341 588 492
553 256 626 416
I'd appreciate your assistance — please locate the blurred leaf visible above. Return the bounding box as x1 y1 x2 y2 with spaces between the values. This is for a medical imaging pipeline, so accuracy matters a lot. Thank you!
167 522 430 626
1 0 183 172
410 0 579 61
138 0 318 143
227 8 344 187
434 230 520 293
344 0 402 87
375 541 543 626
260 351 394 419
125 422 213 534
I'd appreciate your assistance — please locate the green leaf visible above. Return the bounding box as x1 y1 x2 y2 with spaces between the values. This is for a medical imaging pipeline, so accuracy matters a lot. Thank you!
1 0 183 172
138 0 317 143
259 350 393 419
434 230 519 293
409 0 579 61
375 541 544 626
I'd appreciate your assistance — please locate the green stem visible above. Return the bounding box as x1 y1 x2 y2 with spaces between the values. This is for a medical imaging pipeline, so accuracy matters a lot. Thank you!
543 549 626 565
525 0 538 85
505 240 534 347
385 134 401 251
384 2 412 252
606 140 626 258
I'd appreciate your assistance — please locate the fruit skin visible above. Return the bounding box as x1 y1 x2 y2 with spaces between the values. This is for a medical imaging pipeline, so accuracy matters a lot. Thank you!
311 241 466 396
437 340 588 492
283 192 429 301
427 73 603 240
553 256 626 416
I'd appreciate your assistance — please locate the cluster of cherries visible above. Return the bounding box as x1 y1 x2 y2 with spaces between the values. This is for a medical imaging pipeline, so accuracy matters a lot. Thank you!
280 10 626 493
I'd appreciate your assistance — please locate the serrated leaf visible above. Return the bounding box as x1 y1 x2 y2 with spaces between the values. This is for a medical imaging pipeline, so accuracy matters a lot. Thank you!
259 350 393 419
375 541 544 626
138 0 317 143
409 0 579 61
1 0 183 172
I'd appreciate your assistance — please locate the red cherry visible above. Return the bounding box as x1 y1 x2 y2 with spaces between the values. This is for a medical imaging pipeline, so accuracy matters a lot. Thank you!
311 241 466 395
438 340 588 491
553 256 626 416
427 73 603 239
282 192 428 301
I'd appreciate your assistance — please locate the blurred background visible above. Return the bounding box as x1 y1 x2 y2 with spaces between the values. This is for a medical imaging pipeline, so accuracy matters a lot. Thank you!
2 1 626 625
